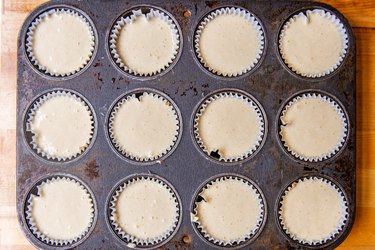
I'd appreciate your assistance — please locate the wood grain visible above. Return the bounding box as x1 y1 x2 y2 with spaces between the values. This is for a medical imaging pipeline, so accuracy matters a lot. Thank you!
1 0 374 249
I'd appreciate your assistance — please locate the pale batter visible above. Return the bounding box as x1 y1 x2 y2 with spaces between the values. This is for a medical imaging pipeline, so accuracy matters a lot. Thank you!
279 9 346 76
111 93 178 159
114 178 178 240
31 11 94 75
280 96 345 159
116 12 176 75
280 178 346 243
29 178 93 241
29 94 93 160
198 13 262 76
196 178 262 242
197 96 262 159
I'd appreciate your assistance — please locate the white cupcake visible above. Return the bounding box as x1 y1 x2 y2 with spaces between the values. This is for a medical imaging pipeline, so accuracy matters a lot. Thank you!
108 90 181 163
193 90 266 163
26 8 95 77
192 175 266 247
194 7 264 77
109 7 181 77
25 90 95 161
278 176 349 246
25 176 95 247
279 9 348 78
279 92 348 162
108 175 181 247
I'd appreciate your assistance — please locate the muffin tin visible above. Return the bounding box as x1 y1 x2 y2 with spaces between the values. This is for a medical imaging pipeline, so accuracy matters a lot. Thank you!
17 0 355 249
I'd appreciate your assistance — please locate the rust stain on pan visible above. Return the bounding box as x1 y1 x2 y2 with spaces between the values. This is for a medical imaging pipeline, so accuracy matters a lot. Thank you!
84 159 99 180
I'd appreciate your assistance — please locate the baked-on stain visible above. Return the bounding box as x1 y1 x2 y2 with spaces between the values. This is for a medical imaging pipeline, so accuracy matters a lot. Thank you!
183 10 191 18
84 159 99 180
181 86 198 96
205 1 220 8
94 72 103 82
158 237 193 250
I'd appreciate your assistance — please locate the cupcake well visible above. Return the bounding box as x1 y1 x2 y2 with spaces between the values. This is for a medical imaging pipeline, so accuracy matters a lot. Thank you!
24 175 96 248
191 174 266 248
25 7 96 78
108 6 181 78
107 89 181 164
278 92 348 162
107 175 181 248
277 176 349 246
24 89 95 162
278 9 349 78
192 89 266 164
194 6 265 78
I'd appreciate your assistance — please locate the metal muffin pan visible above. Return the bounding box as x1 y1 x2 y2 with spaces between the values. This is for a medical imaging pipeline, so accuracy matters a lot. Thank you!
16 0 355 249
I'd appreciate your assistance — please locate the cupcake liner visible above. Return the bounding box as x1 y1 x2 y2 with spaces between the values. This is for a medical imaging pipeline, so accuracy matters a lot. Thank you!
193 91 265 163
192 175 266 247
279 9 349 78
25 176 95 247
279 92 348 162
109 8 180 77
278 176 349 246
25 8 95 77
108 91 180 162
25 90 95 161
108 175 181 247
194 7 265 77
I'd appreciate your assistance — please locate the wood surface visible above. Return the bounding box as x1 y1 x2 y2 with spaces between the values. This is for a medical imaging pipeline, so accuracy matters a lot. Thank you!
0 0 374 249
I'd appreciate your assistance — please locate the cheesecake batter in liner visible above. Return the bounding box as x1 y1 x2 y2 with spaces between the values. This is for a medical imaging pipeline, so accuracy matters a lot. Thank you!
24 174 96 248
108 6 181 78
191 174 266 248
25 7 96 78
278 91 348 162
194 6 265 78
24 89 95 162
107 89 182 164
278 8 348 78
192 89 266 164
107 174 181 248
277 175 349 246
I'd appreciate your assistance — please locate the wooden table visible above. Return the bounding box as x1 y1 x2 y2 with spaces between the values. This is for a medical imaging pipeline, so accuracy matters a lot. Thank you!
1 0 374 249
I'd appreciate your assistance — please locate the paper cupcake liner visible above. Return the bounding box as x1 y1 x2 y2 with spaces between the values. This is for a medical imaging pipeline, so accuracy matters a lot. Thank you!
25 90 95 161
194 7 265 77
25 8 95 77
193 91 265 163
108 175 181 247
25 176 95 247
108 91 180 162
279 92 348 162
109 8 180 77
279 9 349 78
192 175 266 247
278 176 349 246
